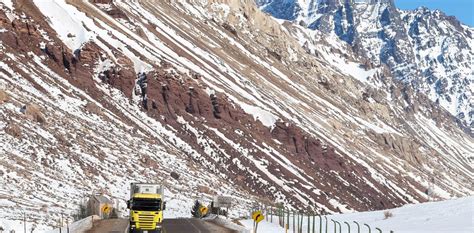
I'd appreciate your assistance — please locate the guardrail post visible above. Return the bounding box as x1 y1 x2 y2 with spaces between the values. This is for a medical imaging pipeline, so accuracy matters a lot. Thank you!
324 216 328 233
283 207 286 227
331 220 337 233
278 208 281 227
344 221 350 233
293 212 295 233
363 224 371 233
312 214 315 233
317 215 322 233
307 214 310 233
297 213 300 233
300 212 303 233
375 227 382 233
265 206 267 222
287 208 290 230
353 221 360 233
283 208 286 228
317 216 321 233
270 207 273 223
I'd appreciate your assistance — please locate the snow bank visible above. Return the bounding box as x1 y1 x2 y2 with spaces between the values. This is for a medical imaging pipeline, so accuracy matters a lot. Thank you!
239 197 474 233
44 215 98 233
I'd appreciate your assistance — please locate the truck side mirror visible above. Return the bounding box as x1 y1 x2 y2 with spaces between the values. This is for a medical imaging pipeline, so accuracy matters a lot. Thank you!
126 200 130 209
163 202 166 210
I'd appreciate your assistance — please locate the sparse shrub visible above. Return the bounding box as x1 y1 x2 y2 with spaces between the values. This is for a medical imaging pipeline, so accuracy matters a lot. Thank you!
0 89 9 103
85 102 102 115
54 132 72 147
72 202 88 221
197 185 216 195
5 123 22 138
24 104 46 124
384 210 393 219
191 200 202 218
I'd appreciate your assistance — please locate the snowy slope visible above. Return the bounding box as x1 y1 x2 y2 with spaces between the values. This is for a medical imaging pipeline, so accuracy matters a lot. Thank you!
240 196 474 233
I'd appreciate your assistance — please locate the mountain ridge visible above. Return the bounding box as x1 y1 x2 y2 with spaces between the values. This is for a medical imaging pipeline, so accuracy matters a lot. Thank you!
0 0 472 229
256 0 474 128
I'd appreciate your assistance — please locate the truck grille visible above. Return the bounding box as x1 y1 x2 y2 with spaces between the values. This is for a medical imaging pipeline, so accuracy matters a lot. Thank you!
138 214 155 229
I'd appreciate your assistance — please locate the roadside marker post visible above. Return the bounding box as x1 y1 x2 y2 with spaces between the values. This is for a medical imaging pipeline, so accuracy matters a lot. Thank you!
324 216 328 233
317 215 322 233
199 206 209 217
344 221 350 233
299 212 303 233
287 208 290 230
251 210 264 233
307 214 310 233
297 213 300 233
331 220 337 233
293 211 295 233
353 221 360 233
336 221 341 233
364 223 371 233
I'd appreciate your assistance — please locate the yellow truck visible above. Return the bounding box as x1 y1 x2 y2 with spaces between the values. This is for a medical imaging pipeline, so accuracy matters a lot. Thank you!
127 183 166 233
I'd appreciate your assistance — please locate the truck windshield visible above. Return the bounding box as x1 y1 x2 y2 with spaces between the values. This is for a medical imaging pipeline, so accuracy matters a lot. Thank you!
131 198 162 211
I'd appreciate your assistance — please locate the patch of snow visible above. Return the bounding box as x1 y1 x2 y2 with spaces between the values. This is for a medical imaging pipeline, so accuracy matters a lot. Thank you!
0 0 13 10
33 0 94 51
237 101 278 128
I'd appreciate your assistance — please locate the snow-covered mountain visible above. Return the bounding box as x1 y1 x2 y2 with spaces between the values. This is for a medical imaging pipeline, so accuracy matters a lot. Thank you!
0 0 472 230
256 0 474 128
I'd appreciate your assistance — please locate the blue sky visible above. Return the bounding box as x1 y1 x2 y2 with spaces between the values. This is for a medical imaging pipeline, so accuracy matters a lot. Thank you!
396 0 474 26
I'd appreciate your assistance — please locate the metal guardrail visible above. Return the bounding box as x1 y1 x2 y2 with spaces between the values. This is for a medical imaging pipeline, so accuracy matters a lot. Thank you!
251 205 394 233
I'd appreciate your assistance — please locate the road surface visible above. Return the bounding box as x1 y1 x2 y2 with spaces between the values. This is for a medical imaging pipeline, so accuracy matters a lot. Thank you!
87 219 129 233
87 218 238 233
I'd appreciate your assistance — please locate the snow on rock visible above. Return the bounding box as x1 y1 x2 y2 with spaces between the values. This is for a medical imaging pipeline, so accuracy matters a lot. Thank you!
238 101 279 128
33 0 94 51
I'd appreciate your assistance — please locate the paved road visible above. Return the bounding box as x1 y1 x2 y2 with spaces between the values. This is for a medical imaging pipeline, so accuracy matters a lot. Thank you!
87 218 238 233
163 218 237 233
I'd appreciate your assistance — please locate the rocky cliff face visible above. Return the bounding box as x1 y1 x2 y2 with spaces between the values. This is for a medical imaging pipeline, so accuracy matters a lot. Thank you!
0 0 472 229
255 0 474 128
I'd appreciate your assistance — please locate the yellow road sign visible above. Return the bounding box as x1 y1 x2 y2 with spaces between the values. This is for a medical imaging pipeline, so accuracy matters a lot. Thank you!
200 206 209 216
252 210 264 223
101 204 112 214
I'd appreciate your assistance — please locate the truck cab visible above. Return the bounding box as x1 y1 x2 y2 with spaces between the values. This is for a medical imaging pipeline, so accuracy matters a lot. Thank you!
127 183 166 233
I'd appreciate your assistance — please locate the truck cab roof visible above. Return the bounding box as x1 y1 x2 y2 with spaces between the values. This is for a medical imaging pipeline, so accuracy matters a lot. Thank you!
132 193 162 199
